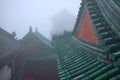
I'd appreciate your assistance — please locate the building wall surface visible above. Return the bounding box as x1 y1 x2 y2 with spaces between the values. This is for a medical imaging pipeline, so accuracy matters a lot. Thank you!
78 12 99 45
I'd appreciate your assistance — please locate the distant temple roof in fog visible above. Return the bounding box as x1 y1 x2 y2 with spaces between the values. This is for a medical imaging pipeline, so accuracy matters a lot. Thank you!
51 10 76 35
22 27 53 48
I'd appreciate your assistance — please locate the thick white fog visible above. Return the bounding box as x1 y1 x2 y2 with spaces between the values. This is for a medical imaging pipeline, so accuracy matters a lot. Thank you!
0 0 81 39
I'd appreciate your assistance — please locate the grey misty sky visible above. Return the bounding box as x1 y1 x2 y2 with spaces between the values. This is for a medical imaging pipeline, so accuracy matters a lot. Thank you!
0 0 81 39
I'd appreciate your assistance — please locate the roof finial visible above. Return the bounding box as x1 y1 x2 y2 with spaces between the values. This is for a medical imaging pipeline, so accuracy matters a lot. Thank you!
35 27 38 33
29 26 32 32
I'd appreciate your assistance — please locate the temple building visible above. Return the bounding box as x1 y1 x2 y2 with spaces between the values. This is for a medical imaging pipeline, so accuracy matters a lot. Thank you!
0 27 23 80
0 0 120 80
20 27 59 80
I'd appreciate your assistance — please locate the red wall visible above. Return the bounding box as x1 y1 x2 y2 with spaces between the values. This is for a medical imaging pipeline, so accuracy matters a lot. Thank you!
14 53 24 74
25 43 42 53
78 12 99 45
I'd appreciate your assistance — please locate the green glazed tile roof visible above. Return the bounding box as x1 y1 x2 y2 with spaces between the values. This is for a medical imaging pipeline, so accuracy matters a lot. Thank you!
53 0 120 79
72 0 120 64
55 41 120 80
